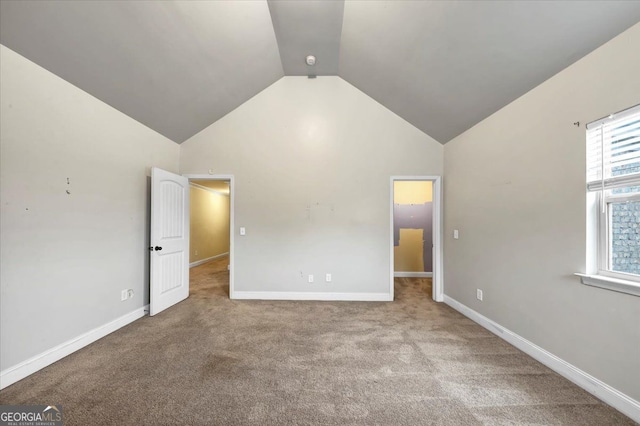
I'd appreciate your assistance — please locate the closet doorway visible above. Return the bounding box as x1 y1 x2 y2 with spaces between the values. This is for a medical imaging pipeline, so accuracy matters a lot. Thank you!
390 176 442 302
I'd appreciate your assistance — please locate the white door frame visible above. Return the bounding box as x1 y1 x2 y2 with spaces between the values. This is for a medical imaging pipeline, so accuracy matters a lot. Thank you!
390 176 443 302
183 174 235 299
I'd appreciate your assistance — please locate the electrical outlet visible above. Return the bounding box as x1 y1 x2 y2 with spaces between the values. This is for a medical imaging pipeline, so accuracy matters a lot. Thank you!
127 289 134 299
326 273 332 282
454 229 459 239
195 250 198 256
121 290 128 301
308 275 314 283
476 289 483 301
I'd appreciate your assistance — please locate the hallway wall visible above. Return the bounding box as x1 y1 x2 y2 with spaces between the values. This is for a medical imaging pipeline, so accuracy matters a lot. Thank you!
190 186 230 264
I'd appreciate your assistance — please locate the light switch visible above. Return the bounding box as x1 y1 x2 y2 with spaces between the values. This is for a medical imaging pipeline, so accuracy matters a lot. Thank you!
240 227 246 236
453 229 459 239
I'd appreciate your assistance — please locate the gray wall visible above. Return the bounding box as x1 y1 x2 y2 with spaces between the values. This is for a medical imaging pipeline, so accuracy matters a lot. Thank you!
0 45 180 371
444 23 640 401
181 76 443 296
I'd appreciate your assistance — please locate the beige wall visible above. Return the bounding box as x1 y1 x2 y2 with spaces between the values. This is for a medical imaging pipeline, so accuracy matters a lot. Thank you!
394 229 425 272
394 181 432 204
0 45 180 371
394 181 432 272
181 76 443 296
190 186 230 263
444 23 640 401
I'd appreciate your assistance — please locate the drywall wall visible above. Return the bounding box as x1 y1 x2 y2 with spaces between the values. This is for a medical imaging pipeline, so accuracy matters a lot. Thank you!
444 23 640 401
394 229 426 272
394 181 432 272
189 186 230 263
394 181 432 205
181 76 443 296
0 45 180 371
393 204 433 273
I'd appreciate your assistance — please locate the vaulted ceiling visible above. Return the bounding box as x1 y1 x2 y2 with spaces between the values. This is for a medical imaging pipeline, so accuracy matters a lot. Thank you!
2 1 640 144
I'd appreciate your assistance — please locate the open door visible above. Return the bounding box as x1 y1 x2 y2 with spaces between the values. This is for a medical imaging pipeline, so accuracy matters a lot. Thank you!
150 167 190 316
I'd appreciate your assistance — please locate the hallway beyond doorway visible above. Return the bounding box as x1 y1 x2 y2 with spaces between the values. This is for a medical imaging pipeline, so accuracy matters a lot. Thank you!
190 255 230 298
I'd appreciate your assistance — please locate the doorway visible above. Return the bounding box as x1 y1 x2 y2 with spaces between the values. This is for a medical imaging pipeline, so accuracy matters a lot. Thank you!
390 176 442 302
184 174 235 298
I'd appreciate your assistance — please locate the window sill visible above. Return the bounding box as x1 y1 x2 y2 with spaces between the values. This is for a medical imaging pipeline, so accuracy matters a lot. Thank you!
575 273 640 297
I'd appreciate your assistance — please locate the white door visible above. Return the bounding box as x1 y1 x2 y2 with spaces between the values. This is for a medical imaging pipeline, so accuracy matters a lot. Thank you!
150 167 190 316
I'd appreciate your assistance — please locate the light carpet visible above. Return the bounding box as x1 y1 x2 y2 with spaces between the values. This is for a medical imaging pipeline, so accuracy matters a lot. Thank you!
0 257 635 425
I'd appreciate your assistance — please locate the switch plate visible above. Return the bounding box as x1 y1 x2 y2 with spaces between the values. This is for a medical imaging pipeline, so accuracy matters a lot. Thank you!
476 289 483 301
453 229 459 239
240 227 246 236
308 275 314 283
326 273 332 282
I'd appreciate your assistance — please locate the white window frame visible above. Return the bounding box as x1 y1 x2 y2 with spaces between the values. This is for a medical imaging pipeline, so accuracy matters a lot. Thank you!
598 190 640 281
577 104 640 297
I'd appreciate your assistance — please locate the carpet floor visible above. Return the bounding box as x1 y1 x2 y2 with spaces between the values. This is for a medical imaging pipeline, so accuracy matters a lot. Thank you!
0 257 635 425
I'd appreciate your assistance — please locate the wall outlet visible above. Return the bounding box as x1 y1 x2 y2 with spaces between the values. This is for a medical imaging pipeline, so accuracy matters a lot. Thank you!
308 275 314 283
127 289 134 299
326 273 332 282
195 250 198 256
121 290 128 301
454 229 459 239
476 289 483 301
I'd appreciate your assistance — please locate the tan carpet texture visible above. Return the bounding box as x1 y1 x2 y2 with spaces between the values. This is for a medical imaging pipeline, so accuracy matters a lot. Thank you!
0 257 635 425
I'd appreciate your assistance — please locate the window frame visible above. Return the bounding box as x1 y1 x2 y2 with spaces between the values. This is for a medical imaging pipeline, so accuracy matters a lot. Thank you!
579 104 640 297
597 187 640 283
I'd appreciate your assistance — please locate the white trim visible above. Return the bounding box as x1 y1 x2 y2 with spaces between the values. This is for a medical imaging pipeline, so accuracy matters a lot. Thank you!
189 181 230 197
575 273 640 297
183 174 235 299
390 176 443 302
587 172 640 192
432 177 444 302
443 295 640 422
0 305 148 390
189 252 229 268
394 271 433 278
232 291 392 302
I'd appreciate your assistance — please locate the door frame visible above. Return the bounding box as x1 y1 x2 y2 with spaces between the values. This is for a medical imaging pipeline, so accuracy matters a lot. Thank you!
390 176 443 302
183 174 235 299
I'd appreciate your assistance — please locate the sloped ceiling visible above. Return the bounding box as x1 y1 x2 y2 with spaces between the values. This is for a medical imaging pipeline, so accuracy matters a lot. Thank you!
0 1 284 143
1 1 640 144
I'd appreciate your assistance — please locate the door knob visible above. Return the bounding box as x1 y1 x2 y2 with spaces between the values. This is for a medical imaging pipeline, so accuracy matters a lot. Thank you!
154 246 163 251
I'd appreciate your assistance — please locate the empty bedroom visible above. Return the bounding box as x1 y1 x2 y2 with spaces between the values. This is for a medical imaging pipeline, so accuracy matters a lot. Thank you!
1 1 639 424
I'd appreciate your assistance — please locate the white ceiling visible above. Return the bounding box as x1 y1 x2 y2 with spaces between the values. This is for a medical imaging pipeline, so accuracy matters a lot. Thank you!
1 1 639 144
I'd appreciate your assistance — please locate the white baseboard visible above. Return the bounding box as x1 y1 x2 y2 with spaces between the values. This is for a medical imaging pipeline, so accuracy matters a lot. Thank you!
189 252 229 268
232 291 392 302
443 295 640 423
394 271 433 278
0 305 148 390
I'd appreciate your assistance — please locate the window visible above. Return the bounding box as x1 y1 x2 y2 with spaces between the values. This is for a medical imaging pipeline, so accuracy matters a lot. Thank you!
581 104 640 295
